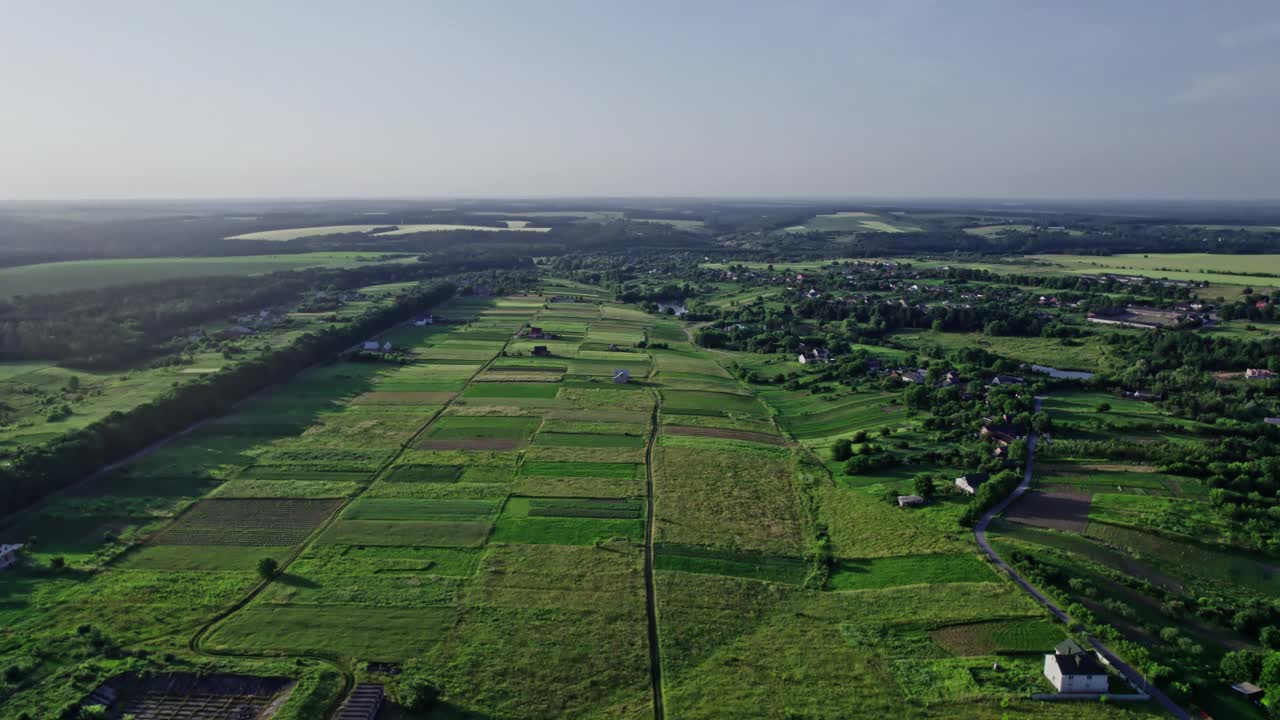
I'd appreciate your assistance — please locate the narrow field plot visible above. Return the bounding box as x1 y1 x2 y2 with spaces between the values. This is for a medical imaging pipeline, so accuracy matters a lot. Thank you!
117 544 294 571
208 605 457 661
342 497 500 521
383 463 464 482
1089 493 1231 542
520 460 642 479
660 412 777 435
513 473 645 498
826 553 993 591
473 371 563 383
557 386 656 411
461 382 560 399
650 350 732 376
661 389 765 418
655 543 809 585
150 498 340 546
208 479 360 499
532 431 646 448
492 498 642 545
318 519 491 547
929 618 1066 656
1005 489 1092 533
662 425 784 446
236 467 370 482
418 415 539 451
523 446 646 464
260 569 462 608
298 544 482 577
250 447 392 473
516 497 644 519
537 418 648 435
351 391 457 405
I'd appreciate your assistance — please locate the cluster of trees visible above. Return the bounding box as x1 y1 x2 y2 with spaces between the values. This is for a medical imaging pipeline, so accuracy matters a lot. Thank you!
0 282 456 517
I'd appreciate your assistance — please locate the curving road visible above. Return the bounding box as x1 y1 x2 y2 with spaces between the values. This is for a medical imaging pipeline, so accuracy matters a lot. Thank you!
972 397 1190 720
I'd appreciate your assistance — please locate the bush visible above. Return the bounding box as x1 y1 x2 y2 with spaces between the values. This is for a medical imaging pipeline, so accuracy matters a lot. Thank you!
830 438 853 462
257 557 279 580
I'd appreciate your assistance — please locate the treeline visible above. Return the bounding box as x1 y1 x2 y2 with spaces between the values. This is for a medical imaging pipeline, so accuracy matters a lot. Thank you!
0 282 456 518
0 254 529 367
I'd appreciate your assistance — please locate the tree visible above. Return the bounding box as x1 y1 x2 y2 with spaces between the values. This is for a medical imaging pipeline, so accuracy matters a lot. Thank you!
1263 626 1280 650
49 556 65 571
1096 402 1111 413
389 659 438 710
1259 651 1280 694
257 557 279 580
830 438 853 462
913 474 936 501
1221 650 1264 682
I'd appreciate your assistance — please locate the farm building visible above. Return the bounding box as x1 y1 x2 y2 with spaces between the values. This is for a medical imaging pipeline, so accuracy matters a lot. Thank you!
413 314 434 326
1246 368 1276 380
989 374 1025 386
797 347 831 364
1230 682 1264 701
532 346 550 357
955 473 989 495
897 495 926 508
1043 641 1108 693
613 369 631 384
527 326 546 339
362 341 381 351
895 369 925 384
0 544 23 570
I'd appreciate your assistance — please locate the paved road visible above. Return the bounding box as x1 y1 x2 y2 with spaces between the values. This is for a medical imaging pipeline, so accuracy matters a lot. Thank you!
973 398 1190 720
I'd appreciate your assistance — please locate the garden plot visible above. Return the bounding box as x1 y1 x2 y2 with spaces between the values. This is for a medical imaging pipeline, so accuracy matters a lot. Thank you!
150 498 341 546
661 425 784 446
419 415 539 450
491 497 644 545
461 382 560 400
826 553 993 591
461 543 644 611
929 618 1067 656
661 389 766 418
655 543 809 584
208 605 457 661
317 519 491 547
761 390 905 440
341 497 501 521
351 390 455 405
1004 489 1093 533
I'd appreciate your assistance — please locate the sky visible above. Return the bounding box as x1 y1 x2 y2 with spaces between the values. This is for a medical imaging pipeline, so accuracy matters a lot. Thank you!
2 0 1279 201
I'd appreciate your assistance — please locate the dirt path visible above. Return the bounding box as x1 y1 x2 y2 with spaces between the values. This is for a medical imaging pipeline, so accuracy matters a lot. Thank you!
642 392 665 720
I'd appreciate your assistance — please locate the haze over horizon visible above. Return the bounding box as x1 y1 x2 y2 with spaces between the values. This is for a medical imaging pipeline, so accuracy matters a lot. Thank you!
3 0 1279 201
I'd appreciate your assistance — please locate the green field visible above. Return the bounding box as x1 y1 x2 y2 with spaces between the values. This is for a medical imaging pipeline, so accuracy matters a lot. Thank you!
1026 252 1280 285
0 252 417 298
228 224 551 240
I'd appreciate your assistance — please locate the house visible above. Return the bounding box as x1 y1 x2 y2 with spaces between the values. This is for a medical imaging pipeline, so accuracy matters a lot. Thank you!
865 358 883 372
989 375 1025 386
413 314 434 326
382 341 392 352
1246 368 1276 380
797 348 831 365
362 341 381 351
613 369 631 384
955 473 989 495
897 494 926 508
1266 417 1280 425
1230 682 1265 701
527 326 546 339
609 344 620 352
1125 390 1156 400
0 544 23 570
941 371 964 387
897 369 925 384
1043 641 1109 693
532 346 550 357
981 419 1023 446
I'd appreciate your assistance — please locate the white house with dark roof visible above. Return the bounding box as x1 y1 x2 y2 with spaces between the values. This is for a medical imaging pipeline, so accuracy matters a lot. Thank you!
1043 640 1109 693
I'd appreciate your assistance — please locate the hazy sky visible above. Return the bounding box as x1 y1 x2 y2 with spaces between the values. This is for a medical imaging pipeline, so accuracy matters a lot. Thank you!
2 1 1279 200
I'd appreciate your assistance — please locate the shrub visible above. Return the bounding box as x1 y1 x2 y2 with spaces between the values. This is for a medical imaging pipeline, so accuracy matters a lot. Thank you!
257 557 279 580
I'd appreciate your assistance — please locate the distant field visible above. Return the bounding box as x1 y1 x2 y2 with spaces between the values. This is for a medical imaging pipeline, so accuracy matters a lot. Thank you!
1026 252 1280 285
629 218 706 231
0 252 417 299
228 224 551 240
782 212 921 234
